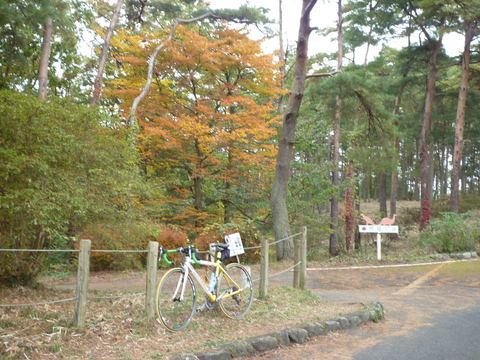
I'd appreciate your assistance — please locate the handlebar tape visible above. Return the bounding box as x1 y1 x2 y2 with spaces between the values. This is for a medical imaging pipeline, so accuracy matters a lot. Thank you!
159 246 201 265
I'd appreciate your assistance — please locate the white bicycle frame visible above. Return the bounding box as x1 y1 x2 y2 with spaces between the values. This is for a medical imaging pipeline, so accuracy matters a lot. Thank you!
173 252 242 303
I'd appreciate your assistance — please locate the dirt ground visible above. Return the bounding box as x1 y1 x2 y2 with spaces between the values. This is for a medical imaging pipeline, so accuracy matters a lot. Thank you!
0 263 362 359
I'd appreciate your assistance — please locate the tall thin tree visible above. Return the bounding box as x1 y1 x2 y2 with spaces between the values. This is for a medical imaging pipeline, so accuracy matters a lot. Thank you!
329 0 343 256
271 0 317 260
450 21 475 212
90 0 125 107
401 1 446 230
38 17 53 100
278 0 286 112
418 24 444 230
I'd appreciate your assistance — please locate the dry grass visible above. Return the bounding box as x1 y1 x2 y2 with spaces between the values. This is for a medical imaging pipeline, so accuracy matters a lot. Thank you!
0 279 362 359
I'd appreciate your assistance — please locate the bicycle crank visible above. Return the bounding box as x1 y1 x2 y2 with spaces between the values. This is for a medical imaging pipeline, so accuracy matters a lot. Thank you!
196 295 218 312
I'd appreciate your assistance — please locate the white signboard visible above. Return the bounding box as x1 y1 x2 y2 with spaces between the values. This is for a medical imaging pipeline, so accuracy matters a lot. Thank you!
359 225 398 234
224 232 244 256
358 225 399 260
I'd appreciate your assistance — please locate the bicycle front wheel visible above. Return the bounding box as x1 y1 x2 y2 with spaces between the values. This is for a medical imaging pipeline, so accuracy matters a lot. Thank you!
218 263 253 319
155 268 196 331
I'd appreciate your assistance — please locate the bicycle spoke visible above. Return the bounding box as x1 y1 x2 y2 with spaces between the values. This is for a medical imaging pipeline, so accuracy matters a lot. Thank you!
218 264 253 319
156 268 196 331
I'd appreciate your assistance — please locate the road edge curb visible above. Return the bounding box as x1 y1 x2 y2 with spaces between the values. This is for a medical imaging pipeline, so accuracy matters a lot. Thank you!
172 302 386 360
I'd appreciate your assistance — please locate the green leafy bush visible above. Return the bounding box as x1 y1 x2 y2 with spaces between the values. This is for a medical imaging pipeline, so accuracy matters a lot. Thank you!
417 211 480 253
0 90 143 285
431 194 480 217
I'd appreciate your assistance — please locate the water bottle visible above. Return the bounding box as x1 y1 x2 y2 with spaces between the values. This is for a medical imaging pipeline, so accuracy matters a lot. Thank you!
208 272 216 292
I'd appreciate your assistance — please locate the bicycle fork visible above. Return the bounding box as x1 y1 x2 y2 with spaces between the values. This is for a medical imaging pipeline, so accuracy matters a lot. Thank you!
172 270 189 302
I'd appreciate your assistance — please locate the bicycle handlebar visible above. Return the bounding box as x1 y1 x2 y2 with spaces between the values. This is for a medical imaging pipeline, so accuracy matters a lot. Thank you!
159 245 201 265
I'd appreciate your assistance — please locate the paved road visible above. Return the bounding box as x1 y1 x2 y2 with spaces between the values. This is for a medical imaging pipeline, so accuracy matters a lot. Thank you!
246 259 480 360
354 300 480 360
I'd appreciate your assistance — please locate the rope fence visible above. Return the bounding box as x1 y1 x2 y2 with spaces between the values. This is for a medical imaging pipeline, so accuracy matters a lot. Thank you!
90 250 148 253
258 226 307 297
0 297 77 307
268 231 303 246
251 261 302 283
0 292 148 308
0 226 308 326
88 292 146 300
0 249 79 252
0 249 149 253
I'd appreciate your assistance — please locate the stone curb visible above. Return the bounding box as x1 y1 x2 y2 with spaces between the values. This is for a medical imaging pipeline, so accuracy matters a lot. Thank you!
172 302 385 360
434 252 478 261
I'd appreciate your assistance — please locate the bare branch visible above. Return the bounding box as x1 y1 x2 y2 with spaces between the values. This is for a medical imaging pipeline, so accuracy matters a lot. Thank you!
305 70 342 79
301 0 318 20
128 12 221 134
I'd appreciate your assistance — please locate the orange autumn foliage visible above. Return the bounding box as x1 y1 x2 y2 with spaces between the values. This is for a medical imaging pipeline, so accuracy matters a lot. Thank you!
106 25 285 234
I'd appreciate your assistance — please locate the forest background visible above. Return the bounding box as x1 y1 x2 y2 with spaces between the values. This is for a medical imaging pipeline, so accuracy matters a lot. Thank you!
1 0 480 285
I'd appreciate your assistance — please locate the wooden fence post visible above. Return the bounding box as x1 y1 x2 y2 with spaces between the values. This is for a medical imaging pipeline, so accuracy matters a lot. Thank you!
293 234 300 288
259 238 269 298
299 226 307 290
145 241 159 318
74 239 91 328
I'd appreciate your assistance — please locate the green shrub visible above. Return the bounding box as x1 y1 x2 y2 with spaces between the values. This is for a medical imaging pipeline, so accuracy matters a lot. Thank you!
431 194 480 217
0 90 143 285
417 211 480 253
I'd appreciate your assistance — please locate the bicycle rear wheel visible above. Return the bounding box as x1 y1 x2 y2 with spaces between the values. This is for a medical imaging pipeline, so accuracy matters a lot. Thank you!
218 263 253 319
155 268 196 331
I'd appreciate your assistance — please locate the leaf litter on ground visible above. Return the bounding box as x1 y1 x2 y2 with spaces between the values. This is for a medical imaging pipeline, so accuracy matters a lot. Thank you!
0 278 363 359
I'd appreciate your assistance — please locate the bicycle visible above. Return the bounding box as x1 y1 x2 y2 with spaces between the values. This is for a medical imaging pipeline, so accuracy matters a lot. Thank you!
155 244 254 331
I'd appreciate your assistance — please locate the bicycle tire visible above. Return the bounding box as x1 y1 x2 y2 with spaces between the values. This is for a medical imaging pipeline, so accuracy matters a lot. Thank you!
155 268 196 331
217 263 253 319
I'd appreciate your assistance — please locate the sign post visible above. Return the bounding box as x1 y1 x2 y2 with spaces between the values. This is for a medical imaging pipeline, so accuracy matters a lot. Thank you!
358 225 398 260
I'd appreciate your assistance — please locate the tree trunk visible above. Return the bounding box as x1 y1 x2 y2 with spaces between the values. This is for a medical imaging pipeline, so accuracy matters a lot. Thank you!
344 161 354 251
193 176 203 212
271 0 317 260
91 0 125 107
450 24 473 212
344 108 360 251
419 32 443 231
277 0 286 112
223 146 234 223
439 122 446 195
388 130 401 240
330 97 341 256
363 1 377 68
355 175 362 250
329 0 343 256
390 151 399 216
390 56 411 219
38 18 53 100
379 172 387 215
